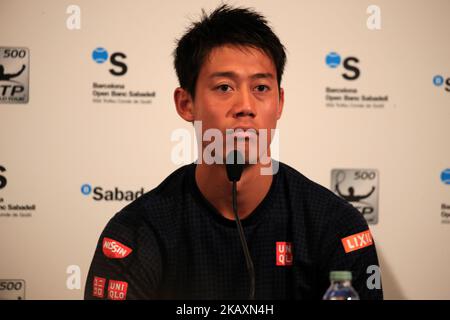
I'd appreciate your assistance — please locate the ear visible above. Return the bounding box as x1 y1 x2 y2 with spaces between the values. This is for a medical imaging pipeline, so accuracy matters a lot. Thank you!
174 87 195 122
276 87 284 120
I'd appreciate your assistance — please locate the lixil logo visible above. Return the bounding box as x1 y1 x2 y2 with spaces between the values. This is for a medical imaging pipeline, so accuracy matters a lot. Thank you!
92 47 127 76
433 75 450 92
81 183 144 201
326 52 360 80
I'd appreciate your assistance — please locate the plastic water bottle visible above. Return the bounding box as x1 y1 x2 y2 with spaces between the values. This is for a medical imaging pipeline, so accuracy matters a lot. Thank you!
323 271 360 300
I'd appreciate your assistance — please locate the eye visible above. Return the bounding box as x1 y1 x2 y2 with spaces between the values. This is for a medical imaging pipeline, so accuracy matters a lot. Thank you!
215 84 232 92
255 85 270 92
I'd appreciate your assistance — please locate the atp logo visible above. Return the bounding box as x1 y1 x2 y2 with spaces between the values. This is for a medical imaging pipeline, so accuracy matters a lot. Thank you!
326 52 360 80
331 169 379 225
92 47 127 76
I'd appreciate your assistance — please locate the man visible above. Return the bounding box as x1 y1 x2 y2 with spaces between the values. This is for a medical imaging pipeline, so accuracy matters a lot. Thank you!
85 4 383 300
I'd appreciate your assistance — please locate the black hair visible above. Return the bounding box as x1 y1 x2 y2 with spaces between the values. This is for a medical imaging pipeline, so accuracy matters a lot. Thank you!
173 4 287 100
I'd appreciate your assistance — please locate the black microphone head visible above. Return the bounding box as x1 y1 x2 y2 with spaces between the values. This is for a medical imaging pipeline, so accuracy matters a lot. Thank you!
226 150 244 182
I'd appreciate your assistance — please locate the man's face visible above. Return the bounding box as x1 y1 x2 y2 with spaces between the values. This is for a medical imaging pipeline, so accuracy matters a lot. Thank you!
192 44 284 165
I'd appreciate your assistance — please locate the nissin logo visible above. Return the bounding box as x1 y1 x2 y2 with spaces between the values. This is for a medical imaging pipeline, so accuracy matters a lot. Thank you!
81 183 144 201
92 47 127 76
326 52 360 80
433 75 450 92
102 238 132 259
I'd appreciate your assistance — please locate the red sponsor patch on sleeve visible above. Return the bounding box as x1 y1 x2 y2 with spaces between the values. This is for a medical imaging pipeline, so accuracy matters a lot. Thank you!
92 276 106 298
341 229 373 253
107 280 128 300
102 237 132 259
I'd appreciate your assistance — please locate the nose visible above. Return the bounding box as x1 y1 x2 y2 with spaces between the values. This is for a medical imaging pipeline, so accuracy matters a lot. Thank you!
232 87 256 119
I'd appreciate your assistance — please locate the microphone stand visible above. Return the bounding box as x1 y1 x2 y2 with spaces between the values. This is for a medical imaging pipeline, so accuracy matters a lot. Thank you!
226 150 255 300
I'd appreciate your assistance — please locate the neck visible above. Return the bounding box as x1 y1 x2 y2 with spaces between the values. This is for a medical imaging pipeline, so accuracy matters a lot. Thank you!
195 161 273 220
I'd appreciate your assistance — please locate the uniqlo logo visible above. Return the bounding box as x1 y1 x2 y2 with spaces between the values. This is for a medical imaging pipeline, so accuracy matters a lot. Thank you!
107 280 128 300
276 242 293 266
92 276 106 298
102 237 132 259
341 230 373 253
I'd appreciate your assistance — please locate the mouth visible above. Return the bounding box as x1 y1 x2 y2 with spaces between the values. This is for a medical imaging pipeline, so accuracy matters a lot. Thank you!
226 127 258 140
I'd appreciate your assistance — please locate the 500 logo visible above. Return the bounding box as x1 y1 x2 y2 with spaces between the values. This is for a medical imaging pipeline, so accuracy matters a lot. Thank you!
0 280 26 300
92 47 127 76
326 52 360 80
0 47 29 103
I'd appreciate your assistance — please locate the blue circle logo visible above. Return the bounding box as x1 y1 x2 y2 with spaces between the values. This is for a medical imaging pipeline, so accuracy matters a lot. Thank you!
433 75 444 86
92 48 108 64
441 169 450 185
326 52 341 68
81 184 92 195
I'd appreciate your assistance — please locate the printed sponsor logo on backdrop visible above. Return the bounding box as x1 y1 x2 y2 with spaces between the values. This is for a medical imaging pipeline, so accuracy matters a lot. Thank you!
433 75 450 92
331 169 379 224
91 47 155 105
81 183 145 201
0 280 26 300
0 47 29 104
440 168 450 224
441 203 450 224
441 168 450 185
325 51 389 109
0 165 36 218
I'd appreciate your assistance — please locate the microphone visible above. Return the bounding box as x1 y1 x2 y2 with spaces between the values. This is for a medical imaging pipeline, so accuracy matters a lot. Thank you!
225 150 255 300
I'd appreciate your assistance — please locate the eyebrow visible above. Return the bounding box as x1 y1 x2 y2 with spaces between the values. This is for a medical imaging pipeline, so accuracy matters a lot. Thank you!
208 71 274 80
